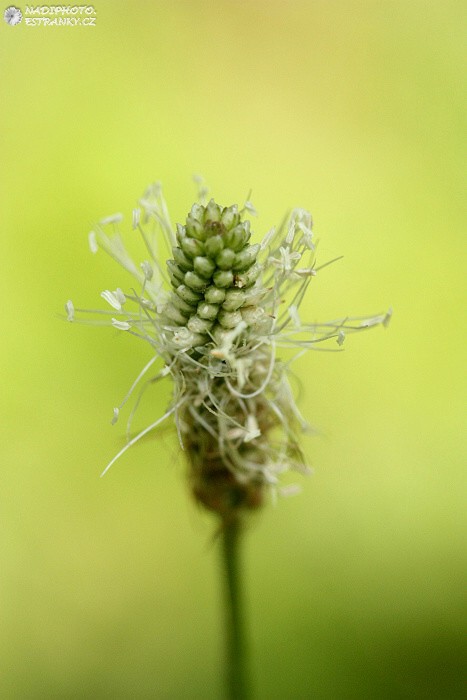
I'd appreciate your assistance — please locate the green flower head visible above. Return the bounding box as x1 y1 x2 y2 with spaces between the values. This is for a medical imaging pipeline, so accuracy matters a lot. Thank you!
67 179 391 520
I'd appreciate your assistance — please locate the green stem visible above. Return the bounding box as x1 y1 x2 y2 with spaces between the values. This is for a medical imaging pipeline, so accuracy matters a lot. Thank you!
221 519 249 700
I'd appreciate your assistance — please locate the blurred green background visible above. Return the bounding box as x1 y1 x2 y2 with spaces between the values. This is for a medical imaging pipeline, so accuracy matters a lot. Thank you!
0 1 465 697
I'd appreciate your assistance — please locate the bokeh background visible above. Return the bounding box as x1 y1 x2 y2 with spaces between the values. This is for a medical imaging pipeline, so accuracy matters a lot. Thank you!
0 1 465 697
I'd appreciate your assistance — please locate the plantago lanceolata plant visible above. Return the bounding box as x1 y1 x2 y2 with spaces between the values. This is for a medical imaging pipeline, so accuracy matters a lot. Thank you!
66 178 391 698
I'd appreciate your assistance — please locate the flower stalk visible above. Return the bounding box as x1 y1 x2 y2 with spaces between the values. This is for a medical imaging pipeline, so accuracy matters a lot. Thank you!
221 519 249 700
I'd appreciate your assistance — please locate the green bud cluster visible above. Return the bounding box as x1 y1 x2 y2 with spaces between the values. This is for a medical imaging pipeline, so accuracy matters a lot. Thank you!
164 200 261 347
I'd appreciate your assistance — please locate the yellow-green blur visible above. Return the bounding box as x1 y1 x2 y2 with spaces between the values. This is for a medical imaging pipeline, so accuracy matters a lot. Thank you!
0 1 464 697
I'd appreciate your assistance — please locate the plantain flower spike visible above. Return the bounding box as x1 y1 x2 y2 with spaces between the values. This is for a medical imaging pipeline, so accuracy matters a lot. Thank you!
67 180 391 522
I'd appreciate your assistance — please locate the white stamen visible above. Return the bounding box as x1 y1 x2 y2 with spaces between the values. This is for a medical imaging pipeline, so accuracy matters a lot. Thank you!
260 226 276 251
279 484 302 497
288 305 301 329
244 414 261 443
140 260 154 280
279 246 301 272
100 213 123 225
244 200 257 216
295 268 316 277
286 220 295 244
132 208 141 229
111 407 119 425
383 307 393 328
193 174 209 203
337 330 345 346
65 300 74 322
297 222 314 250
114 288 126 305
88 231 98 254
101 290 123 311
111 318 131 330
